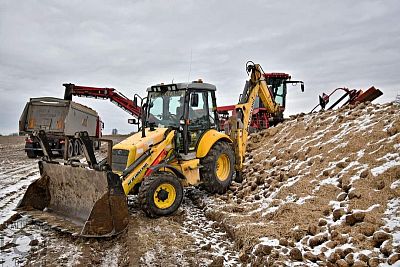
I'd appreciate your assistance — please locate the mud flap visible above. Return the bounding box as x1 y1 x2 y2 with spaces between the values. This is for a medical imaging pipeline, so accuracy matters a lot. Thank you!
17 161 129 237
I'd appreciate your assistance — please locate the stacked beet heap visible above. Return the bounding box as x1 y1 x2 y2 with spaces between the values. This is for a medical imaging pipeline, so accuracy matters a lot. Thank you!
205 102 400 266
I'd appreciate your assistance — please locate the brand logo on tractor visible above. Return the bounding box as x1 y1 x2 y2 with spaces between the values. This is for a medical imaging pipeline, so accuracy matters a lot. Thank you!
127 163 149 185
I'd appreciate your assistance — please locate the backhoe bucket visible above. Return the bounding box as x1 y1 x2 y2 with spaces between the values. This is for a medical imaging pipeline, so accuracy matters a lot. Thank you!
17 161 129 237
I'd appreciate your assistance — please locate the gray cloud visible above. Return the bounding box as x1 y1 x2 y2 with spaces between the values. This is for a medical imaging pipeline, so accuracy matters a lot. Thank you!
1 0 399 134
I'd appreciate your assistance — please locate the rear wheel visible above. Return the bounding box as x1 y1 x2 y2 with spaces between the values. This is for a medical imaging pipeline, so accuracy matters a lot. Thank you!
200 141 235 194
138 172 183 218
26 150 37 158
60 144 65 157
67 139 74 158
79 141 85 155
93 140 101 150
73 139 80 156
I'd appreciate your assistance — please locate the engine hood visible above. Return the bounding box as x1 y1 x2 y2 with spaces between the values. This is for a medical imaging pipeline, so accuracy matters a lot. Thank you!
112 128 169 173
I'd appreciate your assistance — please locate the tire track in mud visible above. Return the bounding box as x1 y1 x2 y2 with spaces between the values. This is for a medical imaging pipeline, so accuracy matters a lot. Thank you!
0 140 124 266
0 140 44 266
2 189 241 266
0 216 45 266
136 189 240 266
0 160 39 226
181 189 239 266
0 137 240 266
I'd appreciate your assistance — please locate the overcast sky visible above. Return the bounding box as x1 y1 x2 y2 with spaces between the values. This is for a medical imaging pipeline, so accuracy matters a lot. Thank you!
1 0 399 135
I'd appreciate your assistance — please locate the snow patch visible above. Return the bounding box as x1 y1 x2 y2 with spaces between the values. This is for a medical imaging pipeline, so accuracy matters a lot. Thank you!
383 198 400 246
259 237 279 246
391 180 400 190
371 159 400 176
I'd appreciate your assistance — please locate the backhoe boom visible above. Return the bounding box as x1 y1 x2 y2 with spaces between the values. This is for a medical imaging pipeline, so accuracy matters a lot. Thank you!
231 62 280 175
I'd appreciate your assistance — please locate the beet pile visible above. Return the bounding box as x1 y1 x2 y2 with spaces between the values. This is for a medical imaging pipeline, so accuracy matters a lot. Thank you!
204 102 400 266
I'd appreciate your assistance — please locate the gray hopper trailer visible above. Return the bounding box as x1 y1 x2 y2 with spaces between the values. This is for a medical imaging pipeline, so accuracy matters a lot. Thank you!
19 97 103 158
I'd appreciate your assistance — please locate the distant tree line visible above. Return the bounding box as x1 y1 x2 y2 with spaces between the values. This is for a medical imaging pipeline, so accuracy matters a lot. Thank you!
0 132 19 136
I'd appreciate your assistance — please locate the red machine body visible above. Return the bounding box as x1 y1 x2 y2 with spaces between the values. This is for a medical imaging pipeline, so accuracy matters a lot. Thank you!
217 72 303 131
311 86 383 112
63 84 142 119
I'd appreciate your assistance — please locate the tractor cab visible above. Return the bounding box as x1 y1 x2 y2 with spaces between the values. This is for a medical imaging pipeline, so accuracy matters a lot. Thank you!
246 73 304 128
146 81 219 155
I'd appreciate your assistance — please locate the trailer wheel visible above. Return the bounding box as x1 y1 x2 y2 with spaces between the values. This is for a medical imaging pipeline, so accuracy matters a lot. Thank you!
67 139 74 158
79 141 85 155
73 139 80 156
60 144 65 157
94 140 101 150
26 150 37 158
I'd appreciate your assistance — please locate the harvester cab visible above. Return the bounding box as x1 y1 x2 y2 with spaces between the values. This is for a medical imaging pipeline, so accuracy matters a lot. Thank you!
17 61 279 238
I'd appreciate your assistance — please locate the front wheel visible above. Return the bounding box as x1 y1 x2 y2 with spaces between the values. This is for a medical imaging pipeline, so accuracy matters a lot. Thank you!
200 141 235 194
138 172 183 218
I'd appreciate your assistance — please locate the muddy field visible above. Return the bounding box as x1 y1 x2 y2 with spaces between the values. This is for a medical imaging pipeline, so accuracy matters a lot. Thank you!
0 136 239 266
1 102 399 267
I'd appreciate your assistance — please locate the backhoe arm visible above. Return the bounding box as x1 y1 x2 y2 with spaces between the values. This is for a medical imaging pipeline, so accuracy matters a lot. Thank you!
231 62 279 175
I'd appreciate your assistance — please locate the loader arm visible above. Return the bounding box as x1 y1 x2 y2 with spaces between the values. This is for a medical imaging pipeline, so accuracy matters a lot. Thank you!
231 62 280 174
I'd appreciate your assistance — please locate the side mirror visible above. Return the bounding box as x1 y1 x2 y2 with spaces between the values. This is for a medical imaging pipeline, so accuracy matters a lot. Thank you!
191 93 199 107
134 96 138 107
128 118 136 124
301 83 305 92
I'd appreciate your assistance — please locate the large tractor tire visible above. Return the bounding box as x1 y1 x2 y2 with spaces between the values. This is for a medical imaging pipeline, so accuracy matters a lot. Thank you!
138 172 183 218
200 141 235 194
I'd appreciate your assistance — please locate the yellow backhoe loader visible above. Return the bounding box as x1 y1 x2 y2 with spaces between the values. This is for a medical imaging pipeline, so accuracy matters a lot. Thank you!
17 61 283 237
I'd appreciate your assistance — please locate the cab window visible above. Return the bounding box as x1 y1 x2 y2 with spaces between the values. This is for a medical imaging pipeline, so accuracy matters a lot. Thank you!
188 92 209 151
208 93 216 128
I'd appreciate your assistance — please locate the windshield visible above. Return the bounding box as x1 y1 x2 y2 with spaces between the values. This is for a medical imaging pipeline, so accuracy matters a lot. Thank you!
274 83 285 106
148 90 186 128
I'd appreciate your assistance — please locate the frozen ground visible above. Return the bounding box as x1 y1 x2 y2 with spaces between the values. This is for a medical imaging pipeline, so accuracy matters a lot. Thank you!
0 136 240 266
1 102 399 266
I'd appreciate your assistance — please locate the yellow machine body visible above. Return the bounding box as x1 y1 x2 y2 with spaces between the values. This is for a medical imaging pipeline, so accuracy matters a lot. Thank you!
113 128 231 194
17 61 280 237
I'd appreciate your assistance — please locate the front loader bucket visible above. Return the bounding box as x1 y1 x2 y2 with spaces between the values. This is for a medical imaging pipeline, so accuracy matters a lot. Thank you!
17 161 129 237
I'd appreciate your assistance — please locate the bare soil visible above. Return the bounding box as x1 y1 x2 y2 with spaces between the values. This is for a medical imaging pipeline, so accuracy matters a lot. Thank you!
0 135 239 266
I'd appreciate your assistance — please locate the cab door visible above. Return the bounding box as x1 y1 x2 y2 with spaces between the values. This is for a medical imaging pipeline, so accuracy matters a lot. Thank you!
186 90 215 152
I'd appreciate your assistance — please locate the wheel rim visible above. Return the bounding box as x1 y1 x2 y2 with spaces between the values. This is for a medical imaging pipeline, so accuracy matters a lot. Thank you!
153 183 176 209
216 153 230 181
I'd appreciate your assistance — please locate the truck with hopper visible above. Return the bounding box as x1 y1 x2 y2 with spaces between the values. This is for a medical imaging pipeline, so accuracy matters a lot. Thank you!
19 97 103 158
